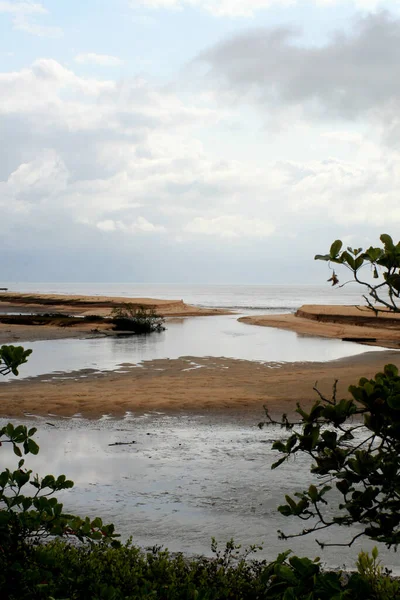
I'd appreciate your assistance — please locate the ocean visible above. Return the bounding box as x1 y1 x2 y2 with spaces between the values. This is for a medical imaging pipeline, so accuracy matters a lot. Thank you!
3 281 369 312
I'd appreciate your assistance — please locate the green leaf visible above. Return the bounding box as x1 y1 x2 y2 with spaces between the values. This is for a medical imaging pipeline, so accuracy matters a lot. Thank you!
278 505 293 517
341 251 355 270
387 394 400 410
381 233 395 250
314 254 331 262
271 456 287 470
330 240 343 258
384 364 398 378
308 485 318 502
354 256 364 270
27 439 39 455
13 445 22 457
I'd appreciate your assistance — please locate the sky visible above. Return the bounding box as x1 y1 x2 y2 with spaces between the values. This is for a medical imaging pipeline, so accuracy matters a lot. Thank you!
1 0 400 284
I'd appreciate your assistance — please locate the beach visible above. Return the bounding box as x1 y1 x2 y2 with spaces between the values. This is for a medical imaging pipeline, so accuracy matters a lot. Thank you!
1 291 400 418
240 304 400 348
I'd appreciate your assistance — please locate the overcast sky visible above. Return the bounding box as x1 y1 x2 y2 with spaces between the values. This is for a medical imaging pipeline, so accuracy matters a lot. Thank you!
1 0 400 283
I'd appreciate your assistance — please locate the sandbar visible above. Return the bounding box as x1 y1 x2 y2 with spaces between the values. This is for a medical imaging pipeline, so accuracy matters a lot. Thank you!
0 292 228 343
1 351 398 419
239 304 400 349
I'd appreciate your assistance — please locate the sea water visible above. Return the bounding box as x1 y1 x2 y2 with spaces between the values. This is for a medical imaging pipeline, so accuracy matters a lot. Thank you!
2 281 368 311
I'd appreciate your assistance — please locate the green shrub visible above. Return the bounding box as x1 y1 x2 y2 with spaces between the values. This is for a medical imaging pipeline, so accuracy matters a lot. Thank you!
111 304 165 333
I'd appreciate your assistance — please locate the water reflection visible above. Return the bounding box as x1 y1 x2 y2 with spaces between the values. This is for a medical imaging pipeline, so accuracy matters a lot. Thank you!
13 315 385 380
1 414 397 572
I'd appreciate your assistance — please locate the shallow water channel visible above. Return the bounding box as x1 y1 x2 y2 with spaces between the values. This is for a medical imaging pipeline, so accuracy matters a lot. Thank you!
12 314 386 380
2 413 398 572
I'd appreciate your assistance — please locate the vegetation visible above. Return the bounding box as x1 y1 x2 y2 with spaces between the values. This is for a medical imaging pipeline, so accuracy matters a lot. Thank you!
0 345 119 597
111 303 165 333
3 538 398 599
0 314 105 328
315 233 400 313
0 344 32 376
260 363 400 550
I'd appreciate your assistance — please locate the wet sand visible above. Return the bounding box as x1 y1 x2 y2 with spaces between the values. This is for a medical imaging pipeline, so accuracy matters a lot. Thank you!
0 292 227 317
1 351 399 419
0 293 228 343
240 304 400 348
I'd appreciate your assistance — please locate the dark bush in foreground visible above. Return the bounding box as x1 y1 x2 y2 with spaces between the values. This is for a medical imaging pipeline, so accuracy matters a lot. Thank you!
111 304 165 333
3 538 398 600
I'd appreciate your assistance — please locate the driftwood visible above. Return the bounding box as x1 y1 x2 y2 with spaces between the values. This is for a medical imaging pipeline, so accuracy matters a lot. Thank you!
108 440 136 447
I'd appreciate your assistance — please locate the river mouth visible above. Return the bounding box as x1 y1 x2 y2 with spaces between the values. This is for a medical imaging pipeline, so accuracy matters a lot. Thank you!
2 412 398 572
6 314 387 381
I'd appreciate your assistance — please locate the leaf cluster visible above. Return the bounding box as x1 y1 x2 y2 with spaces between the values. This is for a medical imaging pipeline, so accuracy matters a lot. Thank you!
0 344 32 376
0 421 120 553
260 364 400 549
1 538 394 600
315 234 400 313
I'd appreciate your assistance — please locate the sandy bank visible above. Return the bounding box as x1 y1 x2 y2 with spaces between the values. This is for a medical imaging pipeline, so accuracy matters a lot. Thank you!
1 351 398 419
0 292 228 344
0 292 226 317
239 305 400 348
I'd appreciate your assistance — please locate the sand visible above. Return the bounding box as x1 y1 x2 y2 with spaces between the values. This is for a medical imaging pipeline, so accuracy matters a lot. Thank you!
0 293 228 343
1 351 398 419
240 304 400 348
1 299 400 419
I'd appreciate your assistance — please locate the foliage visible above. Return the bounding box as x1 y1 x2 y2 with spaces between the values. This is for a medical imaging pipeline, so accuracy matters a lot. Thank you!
315 233 400 313
0 423 120 559
0 345 120 598
0 344 32 376
111 303 165 333
1 536 394 600
260 364 400 549
356 547 400 600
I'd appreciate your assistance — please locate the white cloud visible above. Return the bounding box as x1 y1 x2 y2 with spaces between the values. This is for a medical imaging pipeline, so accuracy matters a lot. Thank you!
7 150 69 198
97 220 117 232
131 0 293 17
0 1 45 15
131 0 400 17
96 217 166 233
197 12 400 127
0 1 62 37
184 215 275 237
2 56 400 281
75 53 124 67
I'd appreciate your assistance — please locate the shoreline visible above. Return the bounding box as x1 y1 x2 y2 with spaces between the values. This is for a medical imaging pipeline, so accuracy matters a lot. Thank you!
1 297 400 419
0 293 229 344
1 351 398 419
239 304 400 349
